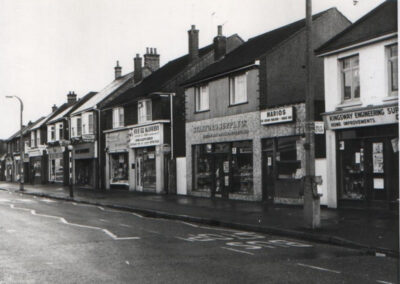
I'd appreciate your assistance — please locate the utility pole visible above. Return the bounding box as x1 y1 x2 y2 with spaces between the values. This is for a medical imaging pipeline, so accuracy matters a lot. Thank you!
303 0 320 228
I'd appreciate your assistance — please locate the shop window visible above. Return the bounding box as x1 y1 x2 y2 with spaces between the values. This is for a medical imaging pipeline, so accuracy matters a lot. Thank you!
231 141 253 194
193 144 213 191
137 148 156 189
387 44 398 96
340 55 360 102
229 73 247 105
110 153 128 184
276 136 302 179
195 85 209 112
138 100 152 123
112 107 124 128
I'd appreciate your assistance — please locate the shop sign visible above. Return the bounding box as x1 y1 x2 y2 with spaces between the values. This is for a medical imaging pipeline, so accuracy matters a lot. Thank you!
106 131 129 153
193 120 249 139
260 106 293 125
129 124 161 148
314 121 324 134
324 105 398 130
82 134 95 142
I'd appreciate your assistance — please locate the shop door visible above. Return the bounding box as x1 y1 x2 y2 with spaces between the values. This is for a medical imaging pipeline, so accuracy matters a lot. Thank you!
262 150 275 203
214 155 229 199
137 156 143 191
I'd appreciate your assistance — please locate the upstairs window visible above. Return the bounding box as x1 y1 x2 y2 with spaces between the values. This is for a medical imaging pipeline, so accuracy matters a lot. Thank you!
88 113 94 133
340 55 360 101
36 130 41 145
59 123 63 140
195 85 209 112
50 126 55 141
138 100 152 123
387 44 398 96
229 73 247 105
112 107 124 128
77 117 82 136
31 131 35 148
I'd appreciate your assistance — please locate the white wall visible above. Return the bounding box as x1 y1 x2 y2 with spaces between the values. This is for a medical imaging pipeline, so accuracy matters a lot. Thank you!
315 158 327 206
176 157 187 195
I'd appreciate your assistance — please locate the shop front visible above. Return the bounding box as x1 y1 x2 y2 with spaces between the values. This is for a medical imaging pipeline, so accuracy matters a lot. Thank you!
324 104 399 209
187 105 307 202
128 122 169 193
72 142 97 189
28 147 48 185
5 157 13 182
48 146 67 184
105 130 130 189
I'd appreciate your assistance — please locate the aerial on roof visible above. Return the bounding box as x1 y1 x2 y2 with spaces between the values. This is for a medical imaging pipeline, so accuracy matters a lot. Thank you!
71 73 133 116
182 8 335 86
316 1 397 55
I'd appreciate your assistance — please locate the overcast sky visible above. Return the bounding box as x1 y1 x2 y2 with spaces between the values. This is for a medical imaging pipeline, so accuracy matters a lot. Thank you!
0 0 385 139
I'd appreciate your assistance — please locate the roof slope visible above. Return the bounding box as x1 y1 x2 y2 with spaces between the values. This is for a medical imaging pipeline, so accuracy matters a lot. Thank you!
71 73 133 116
7 116 45 141
316 1 397 55
103 43 217 108
30 103 70 131
183 9 333 86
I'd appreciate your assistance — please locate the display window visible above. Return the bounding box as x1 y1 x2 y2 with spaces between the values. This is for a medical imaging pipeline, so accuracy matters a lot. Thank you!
231 141 253 193
136 148 156 189
193 144 213 191
276 136 302 180
49 158 64 183
110 153 128 184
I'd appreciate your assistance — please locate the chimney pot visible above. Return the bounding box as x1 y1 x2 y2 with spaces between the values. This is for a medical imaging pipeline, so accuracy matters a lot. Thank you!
218 25 223 36
188 25 199 62
67 91 77 105
134 54 143 83
114 60 122 79
52 104 57 112
213 25 227 61
144 47 160 72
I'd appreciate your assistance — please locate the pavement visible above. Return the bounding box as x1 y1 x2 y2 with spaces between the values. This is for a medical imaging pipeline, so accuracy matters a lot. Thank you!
1 190 398 283
0 181 398 258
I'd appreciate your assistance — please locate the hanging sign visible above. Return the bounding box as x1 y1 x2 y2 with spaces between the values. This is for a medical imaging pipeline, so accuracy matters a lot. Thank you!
314 121 325 134
129 124 161 148
260 106 293 125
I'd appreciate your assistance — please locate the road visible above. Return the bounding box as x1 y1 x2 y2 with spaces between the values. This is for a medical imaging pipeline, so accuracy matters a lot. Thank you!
0 190 398 284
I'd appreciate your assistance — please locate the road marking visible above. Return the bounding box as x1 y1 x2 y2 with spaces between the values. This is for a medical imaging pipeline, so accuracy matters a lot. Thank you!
125 261 130 265
97 206 105 211
0 198 11 202
221 247 254 255
297 263 341 274
377 280 394 284
6 203 140 241
41 199 57 203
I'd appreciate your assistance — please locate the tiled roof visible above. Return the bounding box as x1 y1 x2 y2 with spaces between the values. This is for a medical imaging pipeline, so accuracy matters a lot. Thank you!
71 73 133 116
183 9 333 86
102 43 217 108
316 1 397 55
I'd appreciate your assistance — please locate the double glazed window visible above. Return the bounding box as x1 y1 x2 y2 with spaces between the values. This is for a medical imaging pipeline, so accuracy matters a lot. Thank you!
229 73 247 105
387 44 398 96
138 100 152 123
340 55 360 101
195 85 209 112
112 107 124 128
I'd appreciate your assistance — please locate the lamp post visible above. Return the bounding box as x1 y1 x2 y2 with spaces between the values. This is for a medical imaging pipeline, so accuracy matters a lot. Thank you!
67 144 74 198
5 95 24 191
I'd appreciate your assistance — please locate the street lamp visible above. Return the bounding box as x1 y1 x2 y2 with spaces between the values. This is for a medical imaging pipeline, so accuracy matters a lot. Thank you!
5 95 24 191
67 144 74 198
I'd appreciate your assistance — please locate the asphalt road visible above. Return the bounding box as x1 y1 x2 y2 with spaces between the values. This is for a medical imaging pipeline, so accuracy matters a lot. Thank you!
0 190 398 284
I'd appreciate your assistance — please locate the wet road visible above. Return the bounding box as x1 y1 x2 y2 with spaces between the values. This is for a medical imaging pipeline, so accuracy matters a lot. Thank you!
0 190 398 283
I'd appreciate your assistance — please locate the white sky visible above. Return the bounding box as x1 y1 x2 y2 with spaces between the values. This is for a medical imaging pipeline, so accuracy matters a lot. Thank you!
0 0 385 139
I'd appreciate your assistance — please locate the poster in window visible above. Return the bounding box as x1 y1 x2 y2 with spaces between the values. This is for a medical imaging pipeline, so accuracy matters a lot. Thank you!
372 142 384 173
224 176 229 186
373 178 384 190
223 161 229 173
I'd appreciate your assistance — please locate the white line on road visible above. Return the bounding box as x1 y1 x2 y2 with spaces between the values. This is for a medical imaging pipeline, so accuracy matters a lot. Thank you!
221 246 254 255
296 263 341 274
6 204 140 241
376 280 394 284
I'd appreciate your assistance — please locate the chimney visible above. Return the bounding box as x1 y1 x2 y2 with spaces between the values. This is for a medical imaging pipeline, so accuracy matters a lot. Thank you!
52 104 57 112
133 54 143 83
114 60 122 79
188 25 199 62
144 47 160 71
213 25 227 61
67 91 77 105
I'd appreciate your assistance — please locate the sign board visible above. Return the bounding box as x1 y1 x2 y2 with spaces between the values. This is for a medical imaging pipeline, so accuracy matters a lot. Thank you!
324 105 398 130
260 106 293 125
314 121 324 134
129 124 162 148
106 130 129 153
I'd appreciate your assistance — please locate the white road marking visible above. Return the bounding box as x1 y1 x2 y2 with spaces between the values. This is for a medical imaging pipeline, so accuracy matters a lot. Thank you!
41 199 57 203
0 198 11 202
221 247 254 255
376 280 394 284
97 206 105 211
6 204 139 241
297 263 341 274
125 261 130 265
179 221 199 228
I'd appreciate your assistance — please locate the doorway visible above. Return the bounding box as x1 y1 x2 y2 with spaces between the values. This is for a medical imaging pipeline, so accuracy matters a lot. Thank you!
213 154 229 198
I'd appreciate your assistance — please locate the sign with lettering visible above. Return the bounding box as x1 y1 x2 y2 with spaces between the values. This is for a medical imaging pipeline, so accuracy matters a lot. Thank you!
314 121 325 134
129 124 162 148
260 107 293 125
324 105 398 130
106 130 129 152
192 120 249 139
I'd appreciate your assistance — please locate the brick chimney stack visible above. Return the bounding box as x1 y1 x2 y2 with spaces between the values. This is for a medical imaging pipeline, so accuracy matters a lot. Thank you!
134 54 143 84
114 60 122 79
188 25 199 62
67 91 77 105
213 25 227 61
52 104 57 113
144 47 160 71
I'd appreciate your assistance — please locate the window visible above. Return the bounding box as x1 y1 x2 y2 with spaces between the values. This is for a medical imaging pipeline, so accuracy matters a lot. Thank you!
31 131 35 148
138 100 152 123
77 118 82 136
387 44 398 96
276 136 302 179
195 85 209 112
88 114 94 133
230 73 247 105
340 55 360 101
50 126 55 141
36 130 41 145
112 107 124 128
59 123 63 140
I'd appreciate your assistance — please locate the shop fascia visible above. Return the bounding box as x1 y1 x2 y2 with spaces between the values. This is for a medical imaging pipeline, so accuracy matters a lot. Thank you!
27 145 47 157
